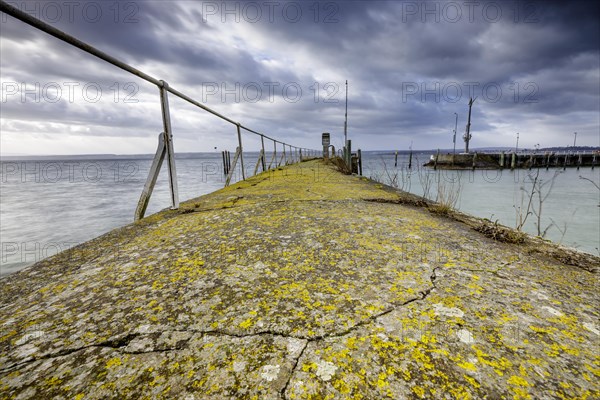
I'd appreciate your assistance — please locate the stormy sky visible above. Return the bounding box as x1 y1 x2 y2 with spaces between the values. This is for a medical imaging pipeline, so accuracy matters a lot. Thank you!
1 0 598 155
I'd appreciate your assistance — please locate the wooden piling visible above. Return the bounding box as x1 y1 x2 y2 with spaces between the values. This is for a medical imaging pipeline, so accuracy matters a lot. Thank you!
358 149 363 176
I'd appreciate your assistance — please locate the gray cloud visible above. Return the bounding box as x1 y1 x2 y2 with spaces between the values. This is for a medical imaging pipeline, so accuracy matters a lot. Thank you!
1 0 598 154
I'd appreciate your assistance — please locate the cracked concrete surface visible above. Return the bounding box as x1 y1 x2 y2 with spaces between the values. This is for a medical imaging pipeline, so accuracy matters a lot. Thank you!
0 160 598 399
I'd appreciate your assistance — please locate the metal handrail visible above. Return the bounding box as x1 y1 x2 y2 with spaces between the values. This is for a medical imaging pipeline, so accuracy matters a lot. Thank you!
1 0 319 220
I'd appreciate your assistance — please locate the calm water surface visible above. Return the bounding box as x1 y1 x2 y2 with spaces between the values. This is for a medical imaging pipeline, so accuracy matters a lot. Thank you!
1 151 598 276
362 152 599 255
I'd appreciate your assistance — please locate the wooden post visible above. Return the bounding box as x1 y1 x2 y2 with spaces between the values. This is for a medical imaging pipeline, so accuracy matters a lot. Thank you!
511 152 516 170
394 150 398 167
408 149 413 170
222 151 227 175
225 147 241 186
434 149 439 170
346 140 352 169
577 153 582 170
135 133 166 221
472 152 477 170
499 151 504 168
529 154 534 170
358 149 363 176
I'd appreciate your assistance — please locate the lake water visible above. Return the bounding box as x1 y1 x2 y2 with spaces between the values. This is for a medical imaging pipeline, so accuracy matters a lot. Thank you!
362 151 599 256
1 151 598 276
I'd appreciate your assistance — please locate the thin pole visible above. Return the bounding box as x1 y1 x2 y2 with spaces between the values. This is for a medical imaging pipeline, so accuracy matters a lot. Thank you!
463 97 476 153
344 80 348 145
453 112 458 156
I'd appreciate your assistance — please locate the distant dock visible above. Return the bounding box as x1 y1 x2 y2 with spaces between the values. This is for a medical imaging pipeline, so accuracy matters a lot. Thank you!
1 159 598 399
426 150 599 170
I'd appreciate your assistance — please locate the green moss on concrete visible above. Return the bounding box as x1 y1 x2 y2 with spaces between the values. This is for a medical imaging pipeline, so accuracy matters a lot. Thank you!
0 160 598 399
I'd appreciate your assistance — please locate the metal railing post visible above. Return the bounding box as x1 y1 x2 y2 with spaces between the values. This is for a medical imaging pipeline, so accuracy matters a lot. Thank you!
225 147 241 186
269 140 277 169
237 123 245 180
134 132 166 221
261 135 266 172
159 80 179 209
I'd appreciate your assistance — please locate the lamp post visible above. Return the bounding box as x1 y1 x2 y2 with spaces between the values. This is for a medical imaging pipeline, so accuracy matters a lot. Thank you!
453 112 458 156
573 132 577 148
516 132 519 153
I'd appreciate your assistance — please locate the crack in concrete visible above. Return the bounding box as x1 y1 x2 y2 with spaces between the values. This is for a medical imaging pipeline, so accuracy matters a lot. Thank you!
1 267 442 380
0 333 138 374
280 340 308 400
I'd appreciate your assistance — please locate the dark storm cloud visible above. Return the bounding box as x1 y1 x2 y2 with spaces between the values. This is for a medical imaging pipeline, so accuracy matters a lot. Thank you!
1 0 598 154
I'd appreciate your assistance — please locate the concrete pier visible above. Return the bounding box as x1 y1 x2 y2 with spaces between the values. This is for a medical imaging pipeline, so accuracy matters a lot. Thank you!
1 160 598 399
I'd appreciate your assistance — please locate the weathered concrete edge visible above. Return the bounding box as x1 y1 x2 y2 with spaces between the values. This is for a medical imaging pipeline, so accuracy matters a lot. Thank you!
342 168 599 274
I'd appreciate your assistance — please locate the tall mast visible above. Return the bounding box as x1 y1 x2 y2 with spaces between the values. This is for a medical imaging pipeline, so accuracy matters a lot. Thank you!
463 97 476 153
344 80 348 145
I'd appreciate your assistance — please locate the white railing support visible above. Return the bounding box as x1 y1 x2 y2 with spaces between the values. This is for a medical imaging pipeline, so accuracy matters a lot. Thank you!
159 81 179 210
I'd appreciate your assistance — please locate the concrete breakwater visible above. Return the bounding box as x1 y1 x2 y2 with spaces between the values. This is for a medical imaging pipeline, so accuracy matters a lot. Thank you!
1 159 598 399
426 151 599 170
